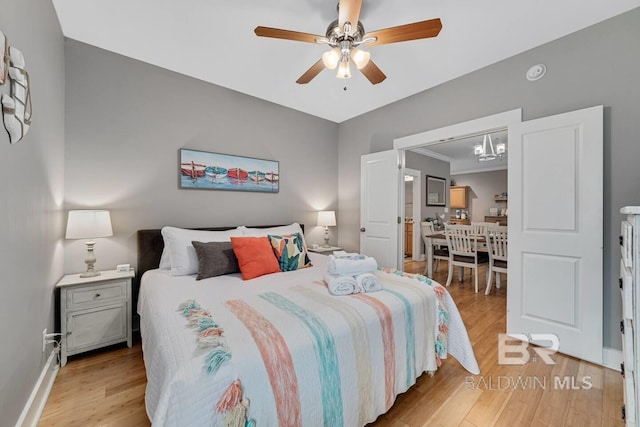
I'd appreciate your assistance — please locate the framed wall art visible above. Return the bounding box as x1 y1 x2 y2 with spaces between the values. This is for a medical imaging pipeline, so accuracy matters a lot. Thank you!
179 148 279 193
426 175 446 206
0 30 7 85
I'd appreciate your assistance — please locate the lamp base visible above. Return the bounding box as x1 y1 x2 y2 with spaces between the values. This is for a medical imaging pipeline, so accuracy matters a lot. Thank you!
323 227 330 247
81 241 100 278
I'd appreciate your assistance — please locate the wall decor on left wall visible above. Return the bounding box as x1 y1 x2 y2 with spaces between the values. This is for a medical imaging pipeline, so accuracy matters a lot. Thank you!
1 29 32 144
0 30 7 85
179 148 279 193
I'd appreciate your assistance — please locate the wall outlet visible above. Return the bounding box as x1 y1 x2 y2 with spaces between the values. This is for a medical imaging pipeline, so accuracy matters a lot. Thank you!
444 207 449 213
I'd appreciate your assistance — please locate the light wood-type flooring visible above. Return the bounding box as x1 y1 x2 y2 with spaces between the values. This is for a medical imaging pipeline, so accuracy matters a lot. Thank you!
39 260 623 426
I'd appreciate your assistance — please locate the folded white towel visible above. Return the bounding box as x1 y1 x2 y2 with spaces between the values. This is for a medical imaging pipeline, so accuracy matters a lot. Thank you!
333 251 364 259
356 272 382 292
324 272 359 296
328 254 378 276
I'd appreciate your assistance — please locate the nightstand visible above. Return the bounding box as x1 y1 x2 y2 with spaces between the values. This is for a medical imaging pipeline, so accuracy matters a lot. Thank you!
308 245 343 254
56 269 135 366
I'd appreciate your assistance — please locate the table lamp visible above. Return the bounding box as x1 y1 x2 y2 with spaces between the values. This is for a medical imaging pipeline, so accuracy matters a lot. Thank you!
65 210 113 277
317 210 336 247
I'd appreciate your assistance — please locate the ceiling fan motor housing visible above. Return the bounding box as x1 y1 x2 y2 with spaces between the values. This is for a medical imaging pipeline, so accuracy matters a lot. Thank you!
325 19 365 45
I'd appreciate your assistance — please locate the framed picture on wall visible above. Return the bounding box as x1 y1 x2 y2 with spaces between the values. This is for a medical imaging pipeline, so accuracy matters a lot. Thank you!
179 148 279 193
0 31 8 85
426 175 446 206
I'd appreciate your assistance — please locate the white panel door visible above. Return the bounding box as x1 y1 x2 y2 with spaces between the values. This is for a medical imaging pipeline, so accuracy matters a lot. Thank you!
360 150 400 269
508 105 603 364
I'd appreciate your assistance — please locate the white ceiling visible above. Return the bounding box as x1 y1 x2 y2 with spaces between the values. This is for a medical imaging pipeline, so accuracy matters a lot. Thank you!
52 0 640 123
412 130 508 175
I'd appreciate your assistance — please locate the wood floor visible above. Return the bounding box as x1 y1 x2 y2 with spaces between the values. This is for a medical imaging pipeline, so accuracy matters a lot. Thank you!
39 260 623 427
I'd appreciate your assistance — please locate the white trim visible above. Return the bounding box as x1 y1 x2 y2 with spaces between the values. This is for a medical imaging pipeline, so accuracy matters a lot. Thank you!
15 351 59 427
602 347 622 372
403 168 422 262
411 147 454 163
393 109 523 150
451 164 508 175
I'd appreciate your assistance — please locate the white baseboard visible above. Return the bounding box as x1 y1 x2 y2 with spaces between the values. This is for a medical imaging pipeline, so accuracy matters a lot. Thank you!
602 347 623 372
15 351 59 427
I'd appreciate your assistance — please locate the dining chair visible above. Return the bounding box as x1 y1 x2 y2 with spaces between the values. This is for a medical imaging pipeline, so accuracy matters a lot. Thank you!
421 221 448 274
485 225 508 295
472 221 490 237
444 224 489 293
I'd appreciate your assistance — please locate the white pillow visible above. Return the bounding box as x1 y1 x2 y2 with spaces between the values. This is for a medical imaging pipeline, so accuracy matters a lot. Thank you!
159 248 171 270
240 223 307 246
161 226 243 276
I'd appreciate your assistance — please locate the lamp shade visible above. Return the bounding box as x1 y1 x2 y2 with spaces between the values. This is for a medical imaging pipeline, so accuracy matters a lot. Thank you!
317 210 336 227
65 210 113 239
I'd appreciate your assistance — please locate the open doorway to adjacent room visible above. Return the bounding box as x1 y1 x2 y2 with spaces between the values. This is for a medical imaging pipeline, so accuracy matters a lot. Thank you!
402 129 509 298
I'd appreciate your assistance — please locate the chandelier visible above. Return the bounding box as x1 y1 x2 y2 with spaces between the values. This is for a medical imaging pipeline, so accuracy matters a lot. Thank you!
474 134 506 162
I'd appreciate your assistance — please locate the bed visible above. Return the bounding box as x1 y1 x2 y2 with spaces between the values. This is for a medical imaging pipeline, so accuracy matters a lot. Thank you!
137 224 479 426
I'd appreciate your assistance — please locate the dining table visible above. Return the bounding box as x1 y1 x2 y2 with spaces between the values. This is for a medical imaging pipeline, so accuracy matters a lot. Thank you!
424 233 491 280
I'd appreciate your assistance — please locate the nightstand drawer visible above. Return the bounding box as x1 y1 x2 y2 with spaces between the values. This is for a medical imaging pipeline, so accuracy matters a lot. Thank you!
66 280 127 308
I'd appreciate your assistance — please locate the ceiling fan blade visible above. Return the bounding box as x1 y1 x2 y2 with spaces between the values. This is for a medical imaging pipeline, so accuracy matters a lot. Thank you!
254 26 323 44
296 59 325 84
365 18 442 46
338 0 363 33
359 59 386 85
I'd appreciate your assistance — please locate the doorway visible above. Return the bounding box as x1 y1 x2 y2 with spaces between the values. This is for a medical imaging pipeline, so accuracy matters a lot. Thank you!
381 106 604 365
403 168 421 268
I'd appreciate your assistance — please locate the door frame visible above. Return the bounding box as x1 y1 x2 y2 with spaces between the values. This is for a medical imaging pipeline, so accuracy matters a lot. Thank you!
394 109 523 269
403 168 422 261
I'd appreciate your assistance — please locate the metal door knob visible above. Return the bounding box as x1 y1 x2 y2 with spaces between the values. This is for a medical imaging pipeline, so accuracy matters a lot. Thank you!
360 227 366 232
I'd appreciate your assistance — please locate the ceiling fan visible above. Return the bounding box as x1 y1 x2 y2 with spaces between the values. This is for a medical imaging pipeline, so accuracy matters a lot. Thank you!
254 0 442 85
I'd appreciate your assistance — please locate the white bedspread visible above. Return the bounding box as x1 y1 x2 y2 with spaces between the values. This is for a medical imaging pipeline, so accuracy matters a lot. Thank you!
138 253 478 426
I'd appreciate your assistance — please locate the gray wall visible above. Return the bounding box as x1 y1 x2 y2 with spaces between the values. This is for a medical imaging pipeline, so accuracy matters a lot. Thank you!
405 151 450 257
0 1 65 424
63 40 339 275
454 170 508 222
405 151 450 226
337 8 640 350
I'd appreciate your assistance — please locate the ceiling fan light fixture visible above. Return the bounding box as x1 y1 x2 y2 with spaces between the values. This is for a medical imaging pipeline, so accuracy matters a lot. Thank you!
322 48 340 70
337 60 352 79
496 142 506 155
351 48 371 69
473 144 484 156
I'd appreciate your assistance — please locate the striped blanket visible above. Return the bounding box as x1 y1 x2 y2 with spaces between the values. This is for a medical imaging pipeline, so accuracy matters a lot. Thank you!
139 253 478 426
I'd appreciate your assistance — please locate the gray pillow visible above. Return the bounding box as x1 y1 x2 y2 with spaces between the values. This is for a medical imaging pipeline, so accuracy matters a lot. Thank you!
191 241 240 280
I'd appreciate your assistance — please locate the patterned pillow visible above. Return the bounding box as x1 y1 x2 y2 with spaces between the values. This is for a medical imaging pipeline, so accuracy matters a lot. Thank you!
268 233 312 272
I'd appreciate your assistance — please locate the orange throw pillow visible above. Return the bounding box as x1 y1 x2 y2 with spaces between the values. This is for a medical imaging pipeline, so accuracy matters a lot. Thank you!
230 236 281 280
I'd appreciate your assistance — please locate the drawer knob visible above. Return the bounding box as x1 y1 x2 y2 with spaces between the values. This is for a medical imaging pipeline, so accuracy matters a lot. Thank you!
95 293 101 298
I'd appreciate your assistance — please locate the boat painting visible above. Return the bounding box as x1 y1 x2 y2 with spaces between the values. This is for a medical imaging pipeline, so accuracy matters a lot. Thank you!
228 167 249 180
181 162 206 178
264 172 279 183
248 171 265 182
205 166 227 179
179 149 279 193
